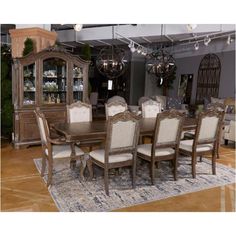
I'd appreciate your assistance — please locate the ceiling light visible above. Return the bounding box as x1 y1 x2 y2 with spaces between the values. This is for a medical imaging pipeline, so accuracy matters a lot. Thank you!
194 41 199 50
204 35 211 46
187 24 197 31
128 41 136 53
227 35 232 45
74 24 83 32
137 46 142 54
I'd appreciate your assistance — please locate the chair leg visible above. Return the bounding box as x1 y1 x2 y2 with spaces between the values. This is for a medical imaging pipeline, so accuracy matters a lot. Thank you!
132 158 136 189
87 157 93 181
199 156 203 162
104 168 109 196
212 151 216 175
47 158 53 187
192 153 197 178
150 161 155 185
41 157 46 177
173 158 178 181
224 139 228 145
216 143 220 159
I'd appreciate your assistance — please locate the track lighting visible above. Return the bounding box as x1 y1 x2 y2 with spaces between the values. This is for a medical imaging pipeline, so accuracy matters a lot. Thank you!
194 41 199 50
204 35 211 46
128 41 136 53
226 35 234 45
186 24 197 31
137 46 142 54
74 24 83 32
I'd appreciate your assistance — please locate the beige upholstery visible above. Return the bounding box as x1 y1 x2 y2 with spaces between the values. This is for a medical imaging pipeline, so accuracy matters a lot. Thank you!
90 149 132 163
141 100 161 118
105 103 127 119
138 96 151 107
157 118 180 144
45 145 84 159
110 120 136 149
107 96 126 104
154 95 166 110
224 120 236 142
137 144 175 156
180 139 213 152
38 116 47 144
198 116 219 141
68 106 91 123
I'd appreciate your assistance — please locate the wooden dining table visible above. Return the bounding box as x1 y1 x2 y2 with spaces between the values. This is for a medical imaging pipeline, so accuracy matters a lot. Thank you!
52 117 197 180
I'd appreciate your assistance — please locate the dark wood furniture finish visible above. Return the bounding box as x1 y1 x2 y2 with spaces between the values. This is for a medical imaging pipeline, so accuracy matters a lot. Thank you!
179 110 224 178
137 110 185 185
12 47 90 149
89 111 140 196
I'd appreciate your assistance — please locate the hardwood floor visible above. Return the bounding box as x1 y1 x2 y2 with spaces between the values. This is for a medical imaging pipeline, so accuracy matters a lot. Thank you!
1 141 235 212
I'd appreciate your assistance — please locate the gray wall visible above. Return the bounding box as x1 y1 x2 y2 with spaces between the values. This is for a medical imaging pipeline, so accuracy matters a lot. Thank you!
145 50 235 103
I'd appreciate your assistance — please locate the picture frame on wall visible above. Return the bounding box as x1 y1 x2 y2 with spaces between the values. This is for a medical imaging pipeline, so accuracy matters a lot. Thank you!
178 74 193 104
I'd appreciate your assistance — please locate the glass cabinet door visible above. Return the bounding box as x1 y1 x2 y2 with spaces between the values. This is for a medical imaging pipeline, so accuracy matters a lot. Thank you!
72 65 83 102
42 58 67 104
23 63 36 105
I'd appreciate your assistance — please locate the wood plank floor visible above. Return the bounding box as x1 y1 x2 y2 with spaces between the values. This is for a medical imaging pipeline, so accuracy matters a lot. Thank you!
1 142 235 212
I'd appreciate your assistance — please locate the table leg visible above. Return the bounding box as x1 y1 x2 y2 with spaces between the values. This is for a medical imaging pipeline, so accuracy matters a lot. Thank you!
79 155 86 181
70 143 77 169
86 156 93 180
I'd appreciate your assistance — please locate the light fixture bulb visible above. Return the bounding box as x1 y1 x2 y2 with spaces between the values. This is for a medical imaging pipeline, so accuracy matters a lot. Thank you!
194 41 199 50
204 36 211 46
137 46 142 54
130 46 136 53
187 24 197 31
227 35 231 45
74 24 83 32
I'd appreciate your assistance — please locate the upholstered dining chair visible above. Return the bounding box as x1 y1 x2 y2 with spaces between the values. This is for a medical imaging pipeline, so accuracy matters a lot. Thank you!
35 109 84 187
141 99 162 118
179 110 224 178
105 101 128 120
107 95 126 104
89 111 140 195
137 110 184 185
138 96 151 107
67 101 103 151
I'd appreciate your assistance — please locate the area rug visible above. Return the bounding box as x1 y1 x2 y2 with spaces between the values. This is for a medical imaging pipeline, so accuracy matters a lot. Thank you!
34 156 236 212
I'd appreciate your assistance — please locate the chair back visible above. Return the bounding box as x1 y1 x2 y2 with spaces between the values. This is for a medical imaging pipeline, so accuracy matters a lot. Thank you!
195 110 223 144
105 111 140 158
90 92 98 106
67 101 92 123
105 101 128 120
138 96 151 107
141 99 162 118
107 95 126 104
35 109 50 147
153 110 184 148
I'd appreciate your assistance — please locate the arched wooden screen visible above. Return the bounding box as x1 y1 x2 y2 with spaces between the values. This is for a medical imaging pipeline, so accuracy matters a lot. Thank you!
195 53 221 104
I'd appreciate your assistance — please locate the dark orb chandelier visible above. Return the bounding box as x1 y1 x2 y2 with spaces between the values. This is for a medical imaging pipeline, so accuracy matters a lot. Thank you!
96 26 128 79
96 46 127 79
147 48 176 85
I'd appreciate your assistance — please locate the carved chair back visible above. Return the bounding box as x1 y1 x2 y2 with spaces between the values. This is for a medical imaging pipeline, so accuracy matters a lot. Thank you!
193 110 224 149
152 110 184 151
67 101 92 123
141 99 162 118
107 95 126 104
207 102 226 112
104 111 140 163
105 101 128 120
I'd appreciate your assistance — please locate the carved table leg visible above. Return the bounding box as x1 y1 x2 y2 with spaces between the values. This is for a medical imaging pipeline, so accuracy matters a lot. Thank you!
79 155 86 181
86 157 93 180
70 142 77 169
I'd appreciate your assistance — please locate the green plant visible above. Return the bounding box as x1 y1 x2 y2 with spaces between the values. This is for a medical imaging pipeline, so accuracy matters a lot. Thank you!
23 37 34 56
1 45 13 139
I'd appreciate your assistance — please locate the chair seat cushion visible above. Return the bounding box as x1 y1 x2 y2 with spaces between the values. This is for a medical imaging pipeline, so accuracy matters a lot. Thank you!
137 144 175 157
46 145 84 159
179 140 213 152
89 149 133 163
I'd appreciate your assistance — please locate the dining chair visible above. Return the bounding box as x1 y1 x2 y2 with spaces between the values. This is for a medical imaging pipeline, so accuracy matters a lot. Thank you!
107 95 126 104
179 110 224 178
105 101 128 120
67 101 103 151
138 96 151 107
89 111 140 195
35 109 84 187
141 99 162 118
137 110 184 185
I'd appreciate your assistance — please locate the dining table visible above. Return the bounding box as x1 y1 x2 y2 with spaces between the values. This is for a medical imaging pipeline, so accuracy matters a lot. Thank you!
52 117 197 180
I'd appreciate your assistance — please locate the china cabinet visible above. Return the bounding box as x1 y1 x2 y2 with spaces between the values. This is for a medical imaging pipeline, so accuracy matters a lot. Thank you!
12 46 90 148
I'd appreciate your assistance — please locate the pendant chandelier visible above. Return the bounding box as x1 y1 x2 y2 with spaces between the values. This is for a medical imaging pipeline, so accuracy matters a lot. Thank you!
147 48 176 83
96 26 128 79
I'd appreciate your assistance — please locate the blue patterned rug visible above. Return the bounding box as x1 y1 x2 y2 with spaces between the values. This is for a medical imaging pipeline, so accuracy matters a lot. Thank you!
34 156 235 212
